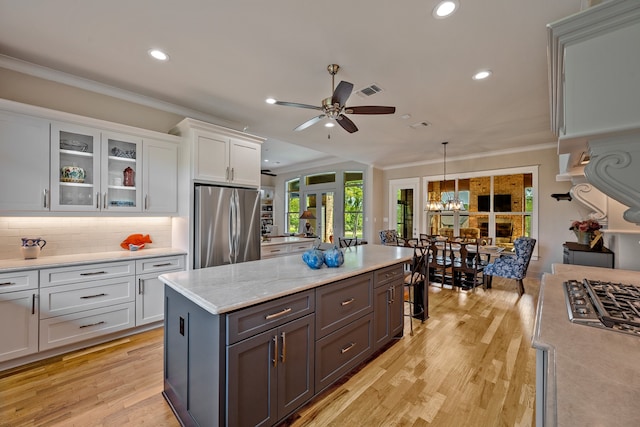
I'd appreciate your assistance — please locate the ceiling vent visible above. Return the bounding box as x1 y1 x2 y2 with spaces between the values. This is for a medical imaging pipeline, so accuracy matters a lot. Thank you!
355 83 383 98
409 121 431 129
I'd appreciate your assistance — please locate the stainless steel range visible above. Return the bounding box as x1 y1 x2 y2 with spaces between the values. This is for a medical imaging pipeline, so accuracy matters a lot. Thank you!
564 279 640 337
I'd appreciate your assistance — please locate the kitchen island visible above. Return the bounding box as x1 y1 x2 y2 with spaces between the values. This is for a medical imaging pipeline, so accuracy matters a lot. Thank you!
533 264 640 427
159 244 414 427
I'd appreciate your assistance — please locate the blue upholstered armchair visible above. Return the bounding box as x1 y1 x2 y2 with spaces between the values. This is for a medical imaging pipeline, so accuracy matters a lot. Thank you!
379 229 398 245
483 237 536 296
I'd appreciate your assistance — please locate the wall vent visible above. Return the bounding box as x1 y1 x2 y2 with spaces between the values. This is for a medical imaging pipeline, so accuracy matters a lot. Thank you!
355 84 383 98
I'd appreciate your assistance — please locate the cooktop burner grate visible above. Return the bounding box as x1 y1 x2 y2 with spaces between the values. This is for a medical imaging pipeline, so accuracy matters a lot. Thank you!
563 279 640 337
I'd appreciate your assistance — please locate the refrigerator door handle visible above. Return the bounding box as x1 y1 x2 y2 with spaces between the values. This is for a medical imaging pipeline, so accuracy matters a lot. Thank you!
233 189 240 261
229 190 237 264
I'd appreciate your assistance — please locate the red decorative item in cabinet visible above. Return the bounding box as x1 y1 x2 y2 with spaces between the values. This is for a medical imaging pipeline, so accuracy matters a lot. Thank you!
123 167 135 186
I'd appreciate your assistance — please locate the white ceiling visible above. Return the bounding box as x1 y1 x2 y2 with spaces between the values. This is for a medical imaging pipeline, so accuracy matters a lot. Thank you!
0 0 586 173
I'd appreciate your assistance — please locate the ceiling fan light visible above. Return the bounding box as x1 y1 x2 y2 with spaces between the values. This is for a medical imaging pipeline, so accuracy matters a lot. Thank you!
433 1 459 19
265 98 276 104
325 122 335 128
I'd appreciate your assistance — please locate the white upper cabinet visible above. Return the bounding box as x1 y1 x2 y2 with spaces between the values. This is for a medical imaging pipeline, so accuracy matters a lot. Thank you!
1 99 179 216
102 131 143 212
171 118 264 188
229 138 261 187
0 110 50 212
50 122 102 212
143 138 178 213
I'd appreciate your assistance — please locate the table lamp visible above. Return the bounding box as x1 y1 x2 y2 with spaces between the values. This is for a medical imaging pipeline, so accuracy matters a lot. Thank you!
299 210 316 236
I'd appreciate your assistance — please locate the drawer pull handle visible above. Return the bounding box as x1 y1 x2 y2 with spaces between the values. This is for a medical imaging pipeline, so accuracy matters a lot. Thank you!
79 321 105 329
0 281 16 286
340 342 356 354
80 271 107 276
281 332 286 363
265 307 292 320
270 249 282 253
80 293 106 299
341 298 355 306
152 262 173 267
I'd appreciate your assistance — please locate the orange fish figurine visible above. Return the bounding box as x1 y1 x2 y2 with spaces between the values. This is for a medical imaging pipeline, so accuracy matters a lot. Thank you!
120 234 152 250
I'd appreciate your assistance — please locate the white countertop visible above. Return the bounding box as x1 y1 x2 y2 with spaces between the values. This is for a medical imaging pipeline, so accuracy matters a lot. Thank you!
160 244 413 315
0 247 187 272
260 236 315 247
533 264 640 427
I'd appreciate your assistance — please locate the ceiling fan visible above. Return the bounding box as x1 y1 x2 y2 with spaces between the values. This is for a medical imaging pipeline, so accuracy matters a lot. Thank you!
270 64 396 134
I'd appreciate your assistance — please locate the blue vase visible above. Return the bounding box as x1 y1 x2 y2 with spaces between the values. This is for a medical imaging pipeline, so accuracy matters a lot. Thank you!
324 245 344 268
302 248 325 269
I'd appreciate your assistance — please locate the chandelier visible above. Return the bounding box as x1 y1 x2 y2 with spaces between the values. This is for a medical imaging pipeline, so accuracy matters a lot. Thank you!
426 141 462 212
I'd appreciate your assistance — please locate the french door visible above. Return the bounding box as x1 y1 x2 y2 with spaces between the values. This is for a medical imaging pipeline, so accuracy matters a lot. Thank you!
389 178 419 239
304 191 335 243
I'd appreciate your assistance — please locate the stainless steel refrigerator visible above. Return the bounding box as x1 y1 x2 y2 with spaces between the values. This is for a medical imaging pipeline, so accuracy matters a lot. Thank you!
194 185 261 269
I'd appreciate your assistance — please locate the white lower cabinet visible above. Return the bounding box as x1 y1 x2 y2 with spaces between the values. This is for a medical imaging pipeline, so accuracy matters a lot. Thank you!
0 270 40 363
135 255 185 326
39 261 136 351
0 253 185 366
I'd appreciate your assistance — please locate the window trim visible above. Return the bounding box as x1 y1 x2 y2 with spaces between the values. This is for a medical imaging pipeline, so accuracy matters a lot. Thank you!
421 165 539 259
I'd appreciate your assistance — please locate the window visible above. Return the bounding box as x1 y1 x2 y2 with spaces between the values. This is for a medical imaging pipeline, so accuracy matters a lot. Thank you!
285 178 300 234
424 168 537 253
344 172 364 238
305 173 336 185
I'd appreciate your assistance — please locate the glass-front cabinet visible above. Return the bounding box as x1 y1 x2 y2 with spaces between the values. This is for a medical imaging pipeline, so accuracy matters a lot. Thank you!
50 122 141 212
102 132 142 211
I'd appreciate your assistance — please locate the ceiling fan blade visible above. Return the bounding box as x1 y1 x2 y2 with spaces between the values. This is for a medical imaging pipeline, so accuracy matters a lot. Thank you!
275 101 323 111
294 114 326 131
336 115 358 133
332 81 354 107
344 106 396 115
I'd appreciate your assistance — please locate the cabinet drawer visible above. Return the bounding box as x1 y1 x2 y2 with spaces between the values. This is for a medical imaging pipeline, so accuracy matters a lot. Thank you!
315 313 374 392
288 242 314 254
39 302 135 351
40 261 135 287
0 270 38 293
227 290 315 345
261 244 289 258
136 255 185 275
40 277 135 319
373 264 404 288
316 273 373 339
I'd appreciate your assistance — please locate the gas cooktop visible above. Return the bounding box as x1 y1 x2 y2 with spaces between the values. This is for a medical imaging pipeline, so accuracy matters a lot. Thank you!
563 278 640 337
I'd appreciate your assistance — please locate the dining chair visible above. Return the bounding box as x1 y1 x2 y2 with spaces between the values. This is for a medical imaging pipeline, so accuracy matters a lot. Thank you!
426 241 450 288
338 237 358 248
483 236 536 296
379 229 398 246
451 241 485 291
404 245 428 335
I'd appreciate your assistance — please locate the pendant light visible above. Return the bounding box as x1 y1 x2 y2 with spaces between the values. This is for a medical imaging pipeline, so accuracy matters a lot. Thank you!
442 142 462 211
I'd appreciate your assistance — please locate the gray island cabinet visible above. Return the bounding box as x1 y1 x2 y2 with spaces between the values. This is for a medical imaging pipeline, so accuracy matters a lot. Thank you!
159 245 414 427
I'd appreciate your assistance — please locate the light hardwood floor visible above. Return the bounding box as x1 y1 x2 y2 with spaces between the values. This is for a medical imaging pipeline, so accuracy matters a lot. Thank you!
0 277 539 427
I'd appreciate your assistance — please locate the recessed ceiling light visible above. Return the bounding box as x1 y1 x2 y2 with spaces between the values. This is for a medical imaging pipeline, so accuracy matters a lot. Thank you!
148 49 169 61
433 1 459 19
400 114 412 120
472 70 492 80
264 159 269 163
325 122 335 128
265 98 276 104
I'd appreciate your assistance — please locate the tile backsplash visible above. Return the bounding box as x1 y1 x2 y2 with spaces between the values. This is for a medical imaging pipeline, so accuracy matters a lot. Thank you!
0 217 173 259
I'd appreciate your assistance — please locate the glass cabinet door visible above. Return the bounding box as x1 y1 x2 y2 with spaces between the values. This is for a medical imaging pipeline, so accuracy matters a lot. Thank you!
50 122 101 211
102 132 142 211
